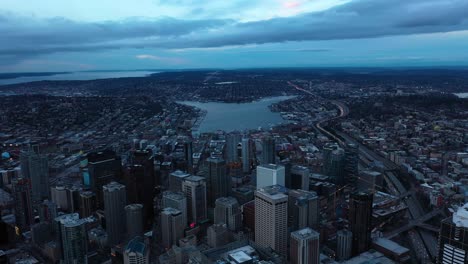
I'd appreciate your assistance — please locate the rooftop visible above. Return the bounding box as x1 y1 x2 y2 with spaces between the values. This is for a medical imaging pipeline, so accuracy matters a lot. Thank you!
291 228 320 240
453 202 468 228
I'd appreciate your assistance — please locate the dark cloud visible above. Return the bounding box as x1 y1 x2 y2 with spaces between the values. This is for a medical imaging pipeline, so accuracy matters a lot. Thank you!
1 0 468 63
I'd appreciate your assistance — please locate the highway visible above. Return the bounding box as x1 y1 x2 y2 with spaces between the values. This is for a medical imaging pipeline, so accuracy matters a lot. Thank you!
288 81 439 261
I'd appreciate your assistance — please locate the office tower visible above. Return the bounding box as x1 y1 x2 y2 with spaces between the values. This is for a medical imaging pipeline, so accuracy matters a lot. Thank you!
66 185 81 213
290 165 310 190
56 214 88 264
344 143 359 186
256 164 285 189
281 160 292 189
20 148 49 201
349 191 373 256
358 170 383 192
169 170 190 192
87 150 122 209
322 144 346 186
206 157 230 207
288 189 319 230
255 185 288 256
241 137 251 173
124 237 150 264
182 176 207 224
79 191 96 218
103 181 127 246
207 224 232 248
12 177 34 231
214 197 242 231
124 150 155 227
160 208 185 249
226 133 241 162
39 200 57 222
242 200 255 234
51 185 69 211
162 191 187 226
261 137 276 164
184 140 193 171
290 228 320 264
126 204 144 239
336 230 352 261
437 203 468 264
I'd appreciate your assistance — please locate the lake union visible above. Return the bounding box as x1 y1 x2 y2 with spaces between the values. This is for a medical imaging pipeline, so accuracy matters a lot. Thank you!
179 96 295 133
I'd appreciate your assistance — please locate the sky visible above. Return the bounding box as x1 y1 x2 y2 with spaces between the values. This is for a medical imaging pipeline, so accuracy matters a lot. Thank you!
1 0 468 72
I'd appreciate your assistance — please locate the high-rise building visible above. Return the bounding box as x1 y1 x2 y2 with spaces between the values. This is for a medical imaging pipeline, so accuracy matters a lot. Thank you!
336 230 352 261
168 170 190 192
256 164 285 189
225 133 241 162
12 177 34 231
288 189 319 230
437 203 468 264
290 228 320 264
103 181 127 246
124 237 150 264
39 200 57 223
255 185 288 256
242 200 255 234
79 191 96 218
261 137 276 165
162 191 187 226
290 165 310 191
20 148 49 202
322 144 346 186
87 150 122 209
160 207 185 249
358 170 383 192
56 214 88 264
124 150 155 227
344 143 359 186
125 204 144 239
182 176 207 224
349 191 373 256
206 157 230 207
184 140 193 171
214 197 242 231
241 137 251 173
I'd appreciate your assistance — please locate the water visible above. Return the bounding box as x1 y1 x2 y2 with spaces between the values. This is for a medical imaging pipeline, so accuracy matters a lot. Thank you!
0 71 158 86
454 92 468 98
179 96 295 132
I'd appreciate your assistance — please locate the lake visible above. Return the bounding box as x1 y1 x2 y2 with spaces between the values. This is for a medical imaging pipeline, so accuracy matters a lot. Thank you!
179 96 295 133
0 71 158 86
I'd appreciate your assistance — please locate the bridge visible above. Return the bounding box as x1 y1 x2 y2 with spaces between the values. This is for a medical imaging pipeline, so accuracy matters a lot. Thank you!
385 208 444 239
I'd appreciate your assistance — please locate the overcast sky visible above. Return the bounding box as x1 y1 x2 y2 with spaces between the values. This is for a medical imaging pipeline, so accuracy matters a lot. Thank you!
1 0 468 72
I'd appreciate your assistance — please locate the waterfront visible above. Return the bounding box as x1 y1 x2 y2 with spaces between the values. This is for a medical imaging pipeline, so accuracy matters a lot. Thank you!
179 96 295 132
0 71 158 85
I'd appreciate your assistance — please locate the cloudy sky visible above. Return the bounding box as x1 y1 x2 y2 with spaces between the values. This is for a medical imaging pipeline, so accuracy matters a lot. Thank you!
1 0 468 72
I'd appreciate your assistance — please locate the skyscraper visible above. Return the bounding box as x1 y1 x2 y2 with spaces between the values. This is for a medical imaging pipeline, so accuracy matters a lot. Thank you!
322 144 346 186
124 237 150 264
79 191 96 218
39 200 57 223
168 170 190 192
358 170 383 192
12 177 34 231
87 150 122 209
290 228 320 264
349 191 373 256
290 165 310 191
241 137 251 173
162 191 187 226
214 197 242 231
125 204 144 239
255 185 288 256
225 133 241 162
261 137 276 165
288 189 319 230
184 139 193 171
103 181 127 246
206 157 230 207
182 176 207 224
256 164 285 189
345 143 359 186
124 150 155 227
437 203 468 264
336 230 352 261
160 207 185 249
56 214 88 264
20 148 49 202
